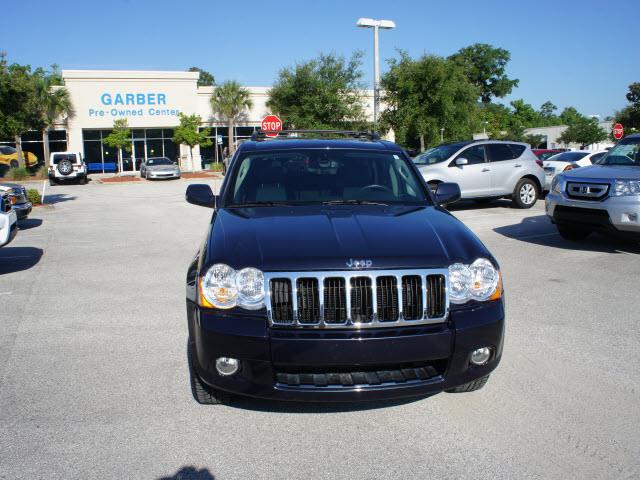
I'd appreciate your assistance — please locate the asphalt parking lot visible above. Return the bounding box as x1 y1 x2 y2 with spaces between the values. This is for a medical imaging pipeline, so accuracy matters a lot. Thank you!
1 179 639 480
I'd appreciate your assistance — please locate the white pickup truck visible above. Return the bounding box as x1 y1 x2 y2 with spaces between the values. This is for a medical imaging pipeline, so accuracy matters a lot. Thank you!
0 192 18 247
49 151 87 185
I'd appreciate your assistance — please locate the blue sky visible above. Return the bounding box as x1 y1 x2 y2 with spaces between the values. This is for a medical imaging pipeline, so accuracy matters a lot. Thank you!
5 0 638 118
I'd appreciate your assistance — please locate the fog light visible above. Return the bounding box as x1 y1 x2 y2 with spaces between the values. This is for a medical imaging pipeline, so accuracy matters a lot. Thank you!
215 357 239 376
470 347 491 366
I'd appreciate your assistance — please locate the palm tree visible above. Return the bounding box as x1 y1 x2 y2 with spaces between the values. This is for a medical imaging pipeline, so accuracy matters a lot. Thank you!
210 81 253 155
36 72 74 168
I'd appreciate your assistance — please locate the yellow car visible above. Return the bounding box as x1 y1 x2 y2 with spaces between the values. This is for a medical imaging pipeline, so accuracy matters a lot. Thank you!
0 146 38 169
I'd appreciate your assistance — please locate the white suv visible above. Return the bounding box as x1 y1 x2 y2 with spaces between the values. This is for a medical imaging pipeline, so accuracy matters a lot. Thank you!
0 192 17 247
49 151 88 185
414 140 545 208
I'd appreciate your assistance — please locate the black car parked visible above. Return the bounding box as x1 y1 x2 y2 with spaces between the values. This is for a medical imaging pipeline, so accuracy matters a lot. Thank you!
185 130 505 404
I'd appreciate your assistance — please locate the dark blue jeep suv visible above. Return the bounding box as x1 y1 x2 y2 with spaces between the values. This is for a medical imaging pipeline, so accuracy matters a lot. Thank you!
185 131 505 404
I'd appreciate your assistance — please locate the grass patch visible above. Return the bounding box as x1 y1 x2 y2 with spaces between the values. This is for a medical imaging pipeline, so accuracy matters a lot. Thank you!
5 167 30 180
26 189 42 205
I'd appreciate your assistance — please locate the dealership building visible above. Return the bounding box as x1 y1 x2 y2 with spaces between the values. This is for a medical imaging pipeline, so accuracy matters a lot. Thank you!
4 69 374 173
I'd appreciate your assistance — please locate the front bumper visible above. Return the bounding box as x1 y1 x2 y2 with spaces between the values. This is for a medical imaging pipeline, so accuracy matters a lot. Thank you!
188 299 505 402
148 170 180 179
14 201 32 219
546 191 640 236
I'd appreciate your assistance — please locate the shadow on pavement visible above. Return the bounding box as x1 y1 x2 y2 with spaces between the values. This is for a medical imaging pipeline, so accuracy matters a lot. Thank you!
43 193 76 205
448 199 514 211
0 247 43 274
157 466 215 480
494 215 640 254
18 218 42 230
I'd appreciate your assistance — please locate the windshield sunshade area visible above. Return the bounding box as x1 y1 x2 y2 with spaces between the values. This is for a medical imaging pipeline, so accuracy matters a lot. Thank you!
413 142 472 165
147 157 174 166
52 154 77 164
225 149 430 206
599 139 640 166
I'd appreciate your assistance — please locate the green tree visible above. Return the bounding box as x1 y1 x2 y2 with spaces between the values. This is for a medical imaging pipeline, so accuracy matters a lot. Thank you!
267 52 367 131
559 106 584 125
381 52 479 150
0 54 42 168
558 117 607 147
103 119 132 172
614 82 640 136
539 101 557 119
210 81 253 154
34 66 75 167
188 67 215 86
449 43 519 104
173 113 211 168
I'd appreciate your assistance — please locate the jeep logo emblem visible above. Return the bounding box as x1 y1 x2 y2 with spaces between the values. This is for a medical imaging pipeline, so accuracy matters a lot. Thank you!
346 259 373 269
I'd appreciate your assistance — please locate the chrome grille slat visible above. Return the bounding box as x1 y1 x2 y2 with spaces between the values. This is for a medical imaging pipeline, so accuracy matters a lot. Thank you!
265 269 449 329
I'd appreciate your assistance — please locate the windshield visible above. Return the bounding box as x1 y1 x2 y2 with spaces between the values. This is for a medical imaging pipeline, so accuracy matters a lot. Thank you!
147 157 173 166
224 149 430 206
536 151 562 161
0 146 17 155
413 142 471 165
547 152 589 162
52 153 77 164
598 139 640 166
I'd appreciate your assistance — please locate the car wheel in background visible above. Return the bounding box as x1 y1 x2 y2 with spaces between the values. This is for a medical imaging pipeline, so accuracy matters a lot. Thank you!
10 160 19 168
512 178 538 209
557 224 591 241
79 175 87 185
445 375 490 393
188 342 230 405
49 178 56 186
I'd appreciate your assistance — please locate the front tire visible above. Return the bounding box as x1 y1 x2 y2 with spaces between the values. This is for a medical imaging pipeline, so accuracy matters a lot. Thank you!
512 178 538 209
557 224 591 241
446 375 490 393
188 343 230 405
49 178 56 186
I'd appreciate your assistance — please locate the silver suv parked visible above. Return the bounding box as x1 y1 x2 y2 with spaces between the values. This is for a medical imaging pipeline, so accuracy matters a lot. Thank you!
414 140 545 208
546 134 640 242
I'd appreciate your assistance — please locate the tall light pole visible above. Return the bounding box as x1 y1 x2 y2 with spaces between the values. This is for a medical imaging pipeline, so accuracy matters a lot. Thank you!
357 17 395 130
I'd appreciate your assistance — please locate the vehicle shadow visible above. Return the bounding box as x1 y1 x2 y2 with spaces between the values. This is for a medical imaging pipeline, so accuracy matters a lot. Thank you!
494 215 640 254
43 194 76 205
0 247 43 274
17 218 42 230
448 199 514 211
157 466 215 480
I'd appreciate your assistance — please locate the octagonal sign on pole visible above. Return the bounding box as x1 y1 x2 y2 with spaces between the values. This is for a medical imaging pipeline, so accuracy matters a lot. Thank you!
262 115 283 137
613 123 624 140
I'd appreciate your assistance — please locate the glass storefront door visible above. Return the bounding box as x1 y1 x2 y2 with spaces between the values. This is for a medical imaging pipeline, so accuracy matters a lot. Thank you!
133 141 145 170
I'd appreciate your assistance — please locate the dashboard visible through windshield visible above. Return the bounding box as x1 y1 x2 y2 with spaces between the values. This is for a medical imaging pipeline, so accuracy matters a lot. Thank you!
224 149 430 206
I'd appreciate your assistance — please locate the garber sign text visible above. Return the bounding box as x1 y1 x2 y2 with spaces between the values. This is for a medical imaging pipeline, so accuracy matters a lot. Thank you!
88 92 181 118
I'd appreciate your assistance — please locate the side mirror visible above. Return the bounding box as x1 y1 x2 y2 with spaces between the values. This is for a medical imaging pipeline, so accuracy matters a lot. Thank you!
455 158 468 166
434 182 461 206
186 184 216 208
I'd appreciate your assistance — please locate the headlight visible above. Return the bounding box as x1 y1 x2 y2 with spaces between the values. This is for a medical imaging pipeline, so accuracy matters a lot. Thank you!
613 180 640 196
448 258 501 304
200 264 265 309
235 267 265 309
551 175 565 194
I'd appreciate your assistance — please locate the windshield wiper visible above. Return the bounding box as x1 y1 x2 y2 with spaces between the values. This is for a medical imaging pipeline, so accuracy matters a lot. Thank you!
227 201 291 208
322 199 390 206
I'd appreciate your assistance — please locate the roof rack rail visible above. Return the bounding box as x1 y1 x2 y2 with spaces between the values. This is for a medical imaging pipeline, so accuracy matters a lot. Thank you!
250 129 381 142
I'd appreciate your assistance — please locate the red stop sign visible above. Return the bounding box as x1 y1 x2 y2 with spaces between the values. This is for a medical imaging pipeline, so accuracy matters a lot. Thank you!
262 115 283 137
613 123 624 140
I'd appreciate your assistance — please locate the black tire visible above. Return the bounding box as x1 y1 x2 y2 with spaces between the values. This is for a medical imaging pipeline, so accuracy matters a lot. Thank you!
188 342 230 405
49 178 56 186
446 375 490 393
512 178 538 209
557 224 591 241
79 175 87 185
57 159 73 176
10 160 19 169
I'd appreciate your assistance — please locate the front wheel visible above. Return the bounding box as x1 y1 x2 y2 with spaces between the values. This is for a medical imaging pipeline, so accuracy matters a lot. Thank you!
557 224 590 241
188 343 230 405
512 178 538 209
446 375 490 393
10 160 19 169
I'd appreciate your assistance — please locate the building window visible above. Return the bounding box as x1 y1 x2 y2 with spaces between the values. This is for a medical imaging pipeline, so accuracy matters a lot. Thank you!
0 130 67 169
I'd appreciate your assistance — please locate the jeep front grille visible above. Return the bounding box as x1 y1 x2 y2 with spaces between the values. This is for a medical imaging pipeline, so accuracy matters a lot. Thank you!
266 269 449 328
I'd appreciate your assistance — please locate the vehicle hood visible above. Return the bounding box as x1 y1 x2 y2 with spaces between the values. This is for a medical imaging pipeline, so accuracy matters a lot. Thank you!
205 205 493 272
562 164 640 180
148 164 178 171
